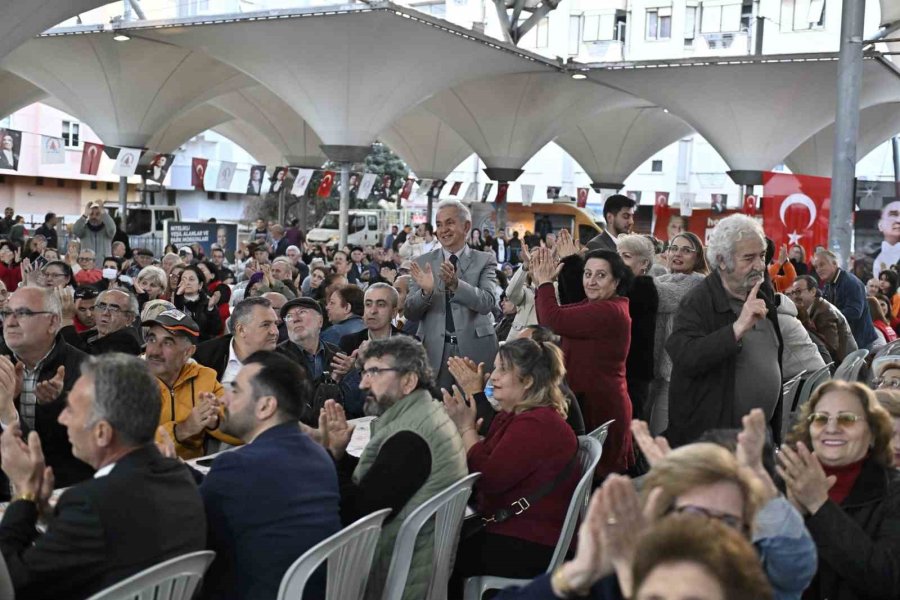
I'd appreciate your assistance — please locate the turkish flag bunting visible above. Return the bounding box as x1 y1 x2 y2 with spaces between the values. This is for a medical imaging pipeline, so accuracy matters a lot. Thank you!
762 172 830 260
449 181 462 196
743 194 758 216
399 179 414 200
80 142 104 175
576 187 589 208
495 183 509 204
192 158 208 190
317 171 336 198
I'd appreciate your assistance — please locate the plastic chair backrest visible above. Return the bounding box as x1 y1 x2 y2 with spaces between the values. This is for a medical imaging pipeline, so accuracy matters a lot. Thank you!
380 473 480 600
546 436 603 572
873 339 900 361
793 365 832 413
86 551 215 600
278 508 391 600
834 349 869 381
587 419 615 447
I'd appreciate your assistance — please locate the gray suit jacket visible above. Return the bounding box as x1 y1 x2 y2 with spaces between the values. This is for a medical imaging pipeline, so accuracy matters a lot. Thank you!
404 247 499 375
586 230 617 251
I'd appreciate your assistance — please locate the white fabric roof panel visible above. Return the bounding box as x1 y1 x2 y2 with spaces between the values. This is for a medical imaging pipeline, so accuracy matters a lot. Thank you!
146 104 234 154
556 106 694 186
0 0 108 61
208 87 326 168
0 70 46 121
1 35 255 147
379 106 473 180
422 72 647 172
135 7 554 147
213 120 285 169
785 102 900 177
587 56 900 172
882 0 900 26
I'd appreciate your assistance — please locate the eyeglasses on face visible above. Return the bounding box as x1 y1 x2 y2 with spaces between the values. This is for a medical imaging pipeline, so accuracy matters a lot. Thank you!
360 366 401 378
43 271 68 279
672 505 744 531
284 309 316 322
875 377 900 389
90 303 131 315
807 411 862 428
77 256 94 262
669 245 697 255
0 308 53 320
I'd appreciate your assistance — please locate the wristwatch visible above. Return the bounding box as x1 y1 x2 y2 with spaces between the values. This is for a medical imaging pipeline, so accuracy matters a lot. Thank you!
551 565 588 598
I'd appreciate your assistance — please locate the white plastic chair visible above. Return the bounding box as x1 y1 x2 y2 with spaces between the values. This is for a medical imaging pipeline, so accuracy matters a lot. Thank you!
278 508 391 600
587 419 615 447
86 550 215 600
0 551 13 600
463 436 603 600
834 349 869 382
380 473 480 600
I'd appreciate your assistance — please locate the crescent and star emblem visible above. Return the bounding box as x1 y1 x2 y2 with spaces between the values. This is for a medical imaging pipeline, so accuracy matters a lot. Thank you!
780 193 817 246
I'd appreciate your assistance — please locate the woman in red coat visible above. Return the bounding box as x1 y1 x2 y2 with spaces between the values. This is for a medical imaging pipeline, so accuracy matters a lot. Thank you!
0 240 22 293
532 247 634 476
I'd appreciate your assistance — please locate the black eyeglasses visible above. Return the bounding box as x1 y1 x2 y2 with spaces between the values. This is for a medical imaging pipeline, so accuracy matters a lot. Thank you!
672 505 744 531
0 308 54 320
360 366 401 378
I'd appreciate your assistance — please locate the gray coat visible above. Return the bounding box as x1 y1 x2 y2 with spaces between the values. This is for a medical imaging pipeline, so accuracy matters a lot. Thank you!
72 211 115 259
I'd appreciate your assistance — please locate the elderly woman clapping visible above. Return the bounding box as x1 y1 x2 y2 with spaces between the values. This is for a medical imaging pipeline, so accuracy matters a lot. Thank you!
779 380 900 600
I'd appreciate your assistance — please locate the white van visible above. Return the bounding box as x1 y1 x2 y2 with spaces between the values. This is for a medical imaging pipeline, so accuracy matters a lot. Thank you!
307 210 384 247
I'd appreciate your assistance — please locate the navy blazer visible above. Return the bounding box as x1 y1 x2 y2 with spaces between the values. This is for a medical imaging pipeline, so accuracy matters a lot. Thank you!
200 422 342 600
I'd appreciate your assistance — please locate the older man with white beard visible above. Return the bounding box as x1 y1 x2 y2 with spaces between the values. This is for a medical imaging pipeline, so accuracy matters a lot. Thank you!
665 214 784 446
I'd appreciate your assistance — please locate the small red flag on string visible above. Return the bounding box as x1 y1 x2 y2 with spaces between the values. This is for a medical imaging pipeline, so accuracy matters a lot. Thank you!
317 170 336 198
191 158 208 190
80 142 104 175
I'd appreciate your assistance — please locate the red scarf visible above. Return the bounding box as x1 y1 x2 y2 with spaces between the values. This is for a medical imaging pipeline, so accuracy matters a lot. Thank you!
822 459 865 504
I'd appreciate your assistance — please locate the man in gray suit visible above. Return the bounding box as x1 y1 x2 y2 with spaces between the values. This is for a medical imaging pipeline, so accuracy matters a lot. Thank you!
405 199 498 389
586 194 636 251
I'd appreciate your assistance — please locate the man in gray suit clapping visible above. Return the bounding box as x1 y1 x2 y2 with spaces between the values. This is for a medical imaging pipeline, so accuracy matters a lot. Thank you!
405 200 499 389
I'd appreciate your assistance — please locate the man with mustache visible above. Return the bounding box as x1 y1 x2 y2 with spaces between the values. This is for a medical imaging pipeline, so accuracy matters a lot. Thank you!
144 309 241 459
666 214 784 446
814 248 877 350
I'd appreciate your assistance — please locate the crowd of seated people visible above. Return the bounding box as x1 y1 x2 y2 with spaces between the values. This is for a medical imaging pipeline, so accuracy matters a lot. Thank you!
0 197 896 600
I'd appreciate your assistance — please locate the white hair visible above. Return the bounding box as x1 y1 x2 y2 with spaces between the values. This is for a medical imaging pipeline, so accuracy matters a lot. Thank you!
616 234 655 268
435 199 471 225
705 214 765 271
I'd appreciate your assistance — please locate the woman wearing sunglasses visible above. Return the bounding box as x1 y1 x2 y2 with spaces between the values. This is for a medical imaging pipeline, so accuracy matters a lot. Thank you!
779 380 900 600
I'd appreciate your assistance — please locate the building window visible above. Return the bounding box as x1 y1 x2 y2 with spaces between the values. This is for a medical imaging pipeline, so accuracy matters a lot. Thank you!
90 181 98 190
684 5 697 42
219 192 228 201
35 177 44 186
569 15 582 54
207 191 215 200
652 160 664 173
106 182 113 191
646 8 672 40
56 179 65 188
788 0 825 29
700 2 742 33
62 120 80 148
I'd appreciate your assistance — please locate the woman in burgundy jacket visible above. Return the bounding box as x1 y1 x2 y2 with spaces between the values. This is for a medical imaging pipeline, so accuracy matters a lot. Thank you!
445 337 579 588
533 246 634 476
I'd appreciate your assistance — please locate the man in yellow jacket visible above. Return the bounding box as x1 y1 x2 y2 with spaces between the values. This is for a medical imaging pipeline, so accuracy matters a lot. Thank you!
144 309 242 458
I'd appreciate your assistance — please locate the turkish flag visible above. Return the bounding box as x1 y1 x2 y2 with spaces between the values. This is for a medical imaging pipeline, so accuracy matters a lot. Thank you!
654 191 671 224
399 179 414 200
192 158 208 190
762 172 831 259
449 181 462 195
743 194 758 216
317 170 335 198
576 187 589 208
80 142 104 175
495 183 509 204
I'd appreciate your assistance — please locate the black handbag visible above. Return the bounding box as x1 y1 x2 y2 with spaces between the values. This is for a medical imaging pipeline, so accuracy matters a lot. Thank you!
461 452 579 540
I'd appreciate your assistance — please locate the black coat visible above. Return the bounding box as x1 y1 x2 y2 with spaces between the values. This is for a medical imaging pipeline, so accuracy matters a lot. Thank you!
0 445 205 599
75 327 142 356
0 335 93 494
174 292 222 342
193 334 233 381
276 339 344 426
804 459 900 600
665 270 784 447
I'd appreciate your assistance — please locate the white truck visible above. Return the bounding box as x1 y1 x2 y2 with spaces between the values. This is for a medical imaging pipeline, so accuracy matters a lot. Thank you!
306 208 424 247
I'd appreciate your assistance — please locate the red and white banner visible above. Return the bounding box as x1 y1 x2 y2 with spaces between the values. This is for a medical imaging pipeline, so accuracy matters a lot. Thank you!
399 179 414 201
191 158 208 190
762 172 830 259
743 194 758 216
449 181 462 196
576 187 589 208
357 173 377 200
80 142 104 175
317 170 336 198
496 183 509 204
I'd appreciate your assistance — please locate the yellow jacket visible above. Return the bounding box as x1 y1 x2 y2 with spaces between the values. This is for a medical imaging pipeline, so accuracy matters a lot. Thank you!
156 360 242 459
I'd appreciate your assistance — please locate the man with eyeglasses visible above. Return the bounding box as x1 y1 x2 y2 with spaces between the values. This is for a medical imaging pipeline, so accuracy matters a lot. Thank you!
315 336 466 600
73 249 103 287
67 289 141 357
788 275 858 364
72 201 115 260
193 297 279 387
276 297 360 424
0 286 93 496
872 357 900 390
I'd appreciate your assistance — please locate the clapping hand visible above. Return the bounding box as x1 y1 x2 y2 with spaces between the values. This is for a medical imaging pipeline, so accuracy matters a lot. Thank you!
630 420 671 467
409 261 435 295
776 442 834 515
447 357 485 396
1 422 46 498
179 393 219 439
35 366 65 404
379 266 397 284
207 290 221 311
529 247 561 286
555 229 581 260
439 260 459 293
737 409 779 500
319 399 354 459
155 426 177 459
441 384 479 436
330 351 357 383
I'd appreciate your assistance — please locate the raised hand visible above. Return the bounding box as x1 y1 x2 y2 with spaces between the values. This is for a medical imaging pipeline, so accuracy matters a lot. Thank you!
330 351 356 383
439 260 459 293
530 247 561 286
631 420 671 467
555 229 580 260
319 399 354 459
35 366 65 404
409 261 435 295
448 357 485 396
441 384 478 435
1 423 46 497
155 426 177 459
207 290 221 311
733 278 767 340
776 442 834 515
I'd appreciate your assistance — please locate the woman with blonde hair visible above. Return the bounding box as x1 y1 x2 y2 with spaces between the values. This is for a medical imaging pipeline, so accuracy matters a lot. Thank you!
779 380 900 600
446 337 579 588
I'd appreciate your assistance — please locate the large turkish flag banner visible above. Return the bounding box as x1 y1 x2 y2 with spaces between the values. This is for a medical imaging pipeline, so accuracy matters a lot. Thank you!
317 170 336 198
762 172 831 258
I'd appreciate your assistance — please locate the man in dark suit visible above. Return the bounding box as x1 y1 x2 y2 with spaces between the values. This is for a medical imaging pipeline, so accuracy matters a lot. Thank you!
0 287 93 495
66 289 142 356
586 194 636 251
0 131 19 171
199 351 341 600
0 353 206 599
406 200 498 389
270 224 289 258
193 297 279 386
